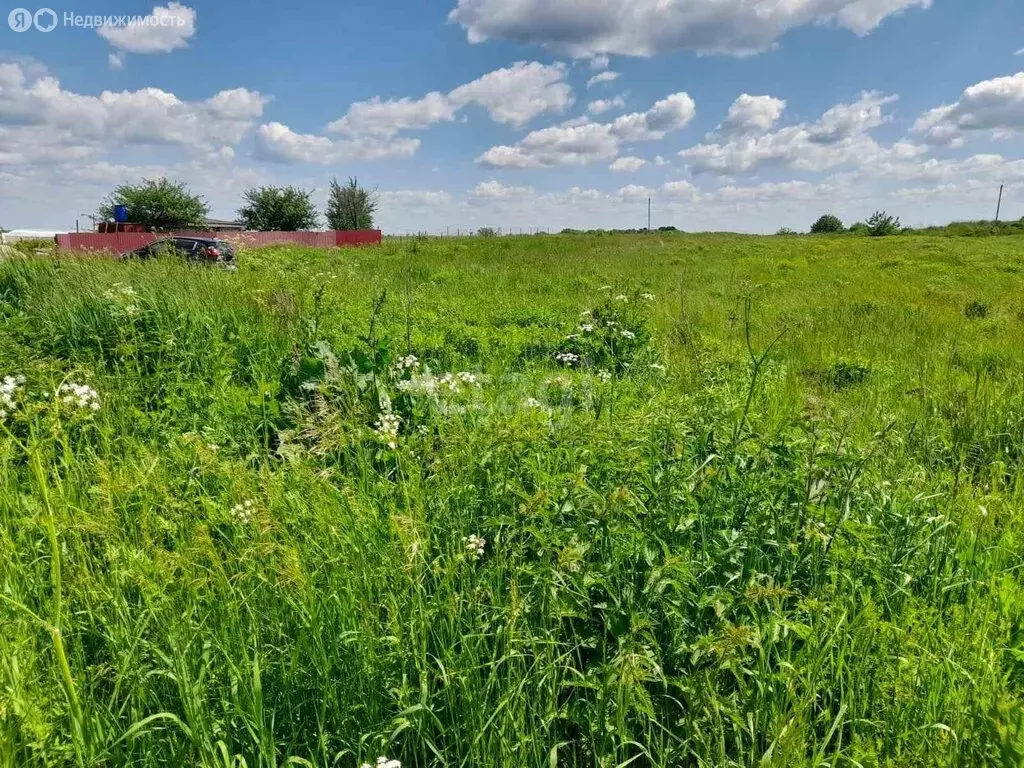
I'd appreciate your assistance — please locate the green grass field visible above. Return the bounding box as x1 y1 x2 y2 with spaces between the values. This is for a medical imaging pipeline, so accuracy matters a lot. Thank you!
2 233 1024 767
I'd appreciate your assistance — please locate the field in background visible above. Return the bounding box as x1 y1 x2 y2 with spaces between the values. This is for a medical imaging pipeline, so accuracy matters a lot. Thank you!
2 233 1024 766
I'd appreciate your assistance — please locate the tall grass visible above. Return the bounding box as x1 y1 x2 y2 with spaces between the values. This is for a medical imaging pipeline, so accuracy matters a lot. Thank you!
1 235 1024 766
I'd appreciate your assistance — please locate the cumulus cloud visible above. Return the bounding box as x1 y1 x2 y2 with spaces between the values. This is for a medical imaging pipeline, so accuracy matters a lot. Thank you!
588 96 625 115
264 61 572 164
913 72 1024 146
471 180 535 198
448 61 573 125
448 0 932 57
254 122 419 164
590 54 611 69
0 62 266 162
108 53 125 70
328 92 456 138
716 94 786 136
609 156 645 172
681 91 907 174
477 91 695 168
97 2 197 54
587 71 620 88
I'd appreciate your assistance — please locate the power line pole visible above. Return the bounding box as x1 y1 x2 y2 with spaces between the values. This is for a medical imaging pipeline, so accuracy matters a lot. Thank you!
647 197 651 232
995 184 1004 222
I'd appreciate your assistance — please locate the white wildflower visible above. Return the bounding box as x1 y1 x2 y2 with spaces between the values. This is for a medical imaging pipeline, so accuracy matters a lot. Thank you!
620 330 636 340
599 285 612 292
555 352 580 366
396 374 439 397
463 534 486 560
57 382 101 412
374 412 402 449
649 363 667 373
0 374 25 418
640 293 655 301
614 294 628 302
579 323 595 333
438 373 461 392
393 355 420 374
231 499 254 524
565 333 580 341
362 758 401 768
456 371 480 386
524 397 543 408
596 369 612 383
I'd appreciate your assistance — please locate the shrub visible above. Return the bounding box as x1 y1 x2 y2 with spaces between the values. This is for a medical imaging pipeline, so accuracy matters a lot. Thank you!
776 227 797 236
237 186 319 231
98 178 208 231
477 227 498 238
866 210 901 237
810 214 844 234
326 177 378 231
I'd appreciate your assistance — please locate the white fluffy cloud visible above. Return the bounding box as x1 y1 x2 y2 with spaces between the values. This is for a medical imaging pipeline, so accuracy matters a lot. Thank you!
587 71 620 88
478 92 695 168
717 94 786 136
588 96 625 115
448 61 573 125
609 156 645 172
471 180 535 198
449 0 932 57
913 72 1024 146
254 122 419 164
681 91 907 174
0 62 266 162
327 92 456 138
263 61 572 164
97 2 197 54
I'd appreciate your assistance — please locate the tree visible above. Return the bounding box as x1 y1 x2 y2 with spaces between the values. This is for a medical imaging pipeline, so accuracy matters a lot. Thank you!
776 227 797 236
98 178 208 231
810 214 845 234
476 227 498 238
326 177 378 231
866 210 901 237
237 186 319 231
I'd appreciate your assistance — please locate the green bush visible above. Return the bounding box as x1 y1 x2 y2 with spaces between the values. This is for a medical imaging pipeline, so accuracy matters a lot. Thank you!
866 210 901 237
810 214 845 234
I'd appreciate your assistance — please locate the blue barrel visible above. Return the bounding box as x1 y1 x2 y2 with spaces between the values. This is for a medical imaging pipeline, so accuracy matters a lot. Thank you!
114 205 129 223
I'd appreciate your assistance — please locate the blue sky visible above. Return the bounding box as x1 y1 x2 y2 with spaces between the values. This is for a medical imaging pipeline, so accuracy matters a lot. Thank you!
2 0 1023 233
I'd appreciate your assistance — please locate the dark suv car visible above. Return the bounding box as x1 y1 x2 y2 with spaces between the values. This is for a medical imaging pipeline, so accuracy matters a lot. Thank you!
122 237 236 265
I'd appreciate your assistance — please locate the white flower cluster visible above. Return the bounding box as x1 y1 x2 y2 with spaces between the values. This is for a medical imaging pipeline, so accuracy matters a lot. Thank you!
395 371 481 397
231 500 254 524
463 534 486 560
555 352 580 366
596 369 612 383
103 283 140 316
1 374 26 420
361 758 400 768
393 355 420 374
620 330 636 340
58 382 101 412
640 293 655 301
374 412 401 449
524 397 543 408
579 323 595 333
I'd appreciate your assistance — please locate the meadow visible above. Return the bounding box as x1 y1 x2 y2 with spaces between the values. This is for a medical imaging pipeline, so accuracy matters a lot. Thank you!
1 233 1023 767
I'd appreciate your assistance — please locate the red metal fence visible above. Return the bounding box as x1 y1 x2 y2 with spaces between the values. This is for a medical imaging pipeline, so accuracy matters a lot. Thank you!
54 230 382 253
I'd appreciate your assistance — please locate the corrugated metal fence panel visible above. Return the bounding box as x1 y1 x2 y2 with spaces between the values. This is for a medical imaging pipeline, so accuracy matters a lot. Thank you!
337 230 383 246
55 231 382 253
56 233 159 253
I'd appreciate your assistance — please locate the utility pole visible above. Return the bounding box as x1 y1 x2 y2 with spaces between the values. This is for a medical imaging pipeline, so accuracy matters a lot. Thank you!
647 197 652 232
996 184 1004 222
